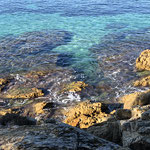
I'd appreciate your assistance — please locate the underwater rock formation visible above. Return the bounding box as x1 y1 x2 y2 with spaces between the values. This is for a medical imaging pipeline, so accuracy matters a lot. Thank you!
0 30 72 73
5 87 44 99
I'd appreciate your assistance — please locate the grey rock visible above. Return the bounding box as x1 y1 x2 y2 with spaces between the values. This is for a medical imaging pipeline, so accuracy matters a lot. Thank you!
0 121 125 150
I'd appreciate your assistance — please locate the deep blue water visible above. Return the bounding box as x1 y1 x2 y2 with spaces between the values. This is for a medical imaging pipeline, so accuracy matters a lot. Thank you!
1 0 150 99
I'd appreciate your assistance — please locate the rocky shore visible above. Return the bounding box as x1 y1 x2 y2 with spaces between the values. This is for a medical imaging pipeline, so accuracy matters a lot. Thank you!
1 49 150 149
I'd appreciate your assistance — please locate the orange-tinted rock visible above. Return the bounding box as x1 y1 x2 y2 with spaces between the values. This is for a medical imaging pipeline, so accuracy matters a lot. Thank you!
62 81 88 93
120 89 150 109
63 101 110 128
5 87 44 99
136 49 150 71
25 70 48 80
0 78 9 92
133 75 150 87
23 101 48 117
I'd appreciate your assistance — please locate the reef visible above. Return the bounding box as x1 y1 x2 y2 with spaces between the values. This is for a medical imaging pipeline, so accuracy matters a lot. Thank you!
4 87 44 99
0 30 73 74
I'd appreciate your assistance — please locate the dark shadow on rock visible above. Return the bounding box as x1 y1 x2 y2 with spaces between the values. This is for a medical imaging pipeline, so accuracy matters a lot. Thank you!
0 113 36 126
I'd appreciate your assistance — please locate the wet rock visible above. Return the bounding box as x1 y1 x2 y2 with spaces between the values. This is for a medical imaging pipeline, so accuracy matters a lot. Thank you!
61 81 88 93
0 113 36 126
5 87 44 99
63 100 110 128
23 101 52 118
0 120 126 150
115 109 132 120
136 49 150 71
120 89 150 109
134 75 150 87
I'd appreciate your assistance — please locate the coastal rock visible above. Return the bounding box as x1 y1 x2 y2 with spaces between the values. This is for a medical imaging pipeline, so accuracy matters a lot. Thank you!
115 109 132 120
136 49 150 71
134 75 150 87
87 121 122 145
63 101 110 128
5 87 44 99
120 89 150 109
121 116 150 150
0 121 127 150
0 78 9 91
61 81 88 93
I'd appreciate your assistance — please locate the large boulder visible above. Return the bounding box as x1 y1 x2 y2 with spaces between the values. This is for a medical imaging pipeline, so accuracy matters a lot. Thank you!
136 49 150 71
0 120 127 150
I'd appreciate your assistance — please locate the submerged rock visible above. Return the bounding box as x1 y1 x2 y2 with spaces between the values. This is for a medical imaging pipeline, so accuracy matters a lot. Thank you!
0 120 126 150
5 87 44 99
61 81 88 93
0 30 72 74
136 49 150 71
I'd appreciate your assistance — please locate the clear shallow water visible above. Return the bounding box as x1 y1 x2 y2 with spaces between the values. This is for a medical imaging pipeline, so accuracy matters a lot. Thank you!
1 0 150 100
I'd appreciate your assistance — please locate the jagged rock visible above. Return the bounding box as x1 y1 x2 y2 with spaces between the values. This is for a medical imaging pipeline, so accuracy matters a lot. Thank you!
63 101 110 128
5 87 44 99
87 121 122 145
121 116 150 150
120 89 150 109
136 49 150 71
115 109 132 120
0 121 127 150
134 76 150 87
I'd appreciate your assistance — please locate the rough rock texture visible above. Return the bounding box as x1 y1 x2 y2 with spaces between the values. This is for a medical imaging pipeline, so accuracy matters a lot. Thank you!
120 89 150 109
0 121 126 150
63 101 110 128
61 81 88 93
87 103 150 150
115 109 132 120
5 87 44 99
136 49 150 71
134 75 150 87
0 78 9 91
121 111 150 150
87 120 122 145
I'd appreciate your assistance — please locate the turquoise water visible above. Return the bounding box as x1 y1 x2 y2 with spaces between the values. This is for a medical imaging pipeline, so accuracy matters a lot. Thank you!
1 0 150 93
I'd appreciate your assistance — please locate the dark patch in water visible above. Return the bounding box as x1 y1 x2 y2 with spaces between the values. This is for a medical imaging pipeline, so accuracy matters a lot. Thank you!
56 53 74 67
0 30 73 74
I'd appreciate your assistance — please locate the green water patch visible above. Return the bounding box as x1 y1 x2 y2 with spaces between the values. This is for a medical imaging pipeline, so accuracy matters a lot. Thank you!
0 12 150 84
